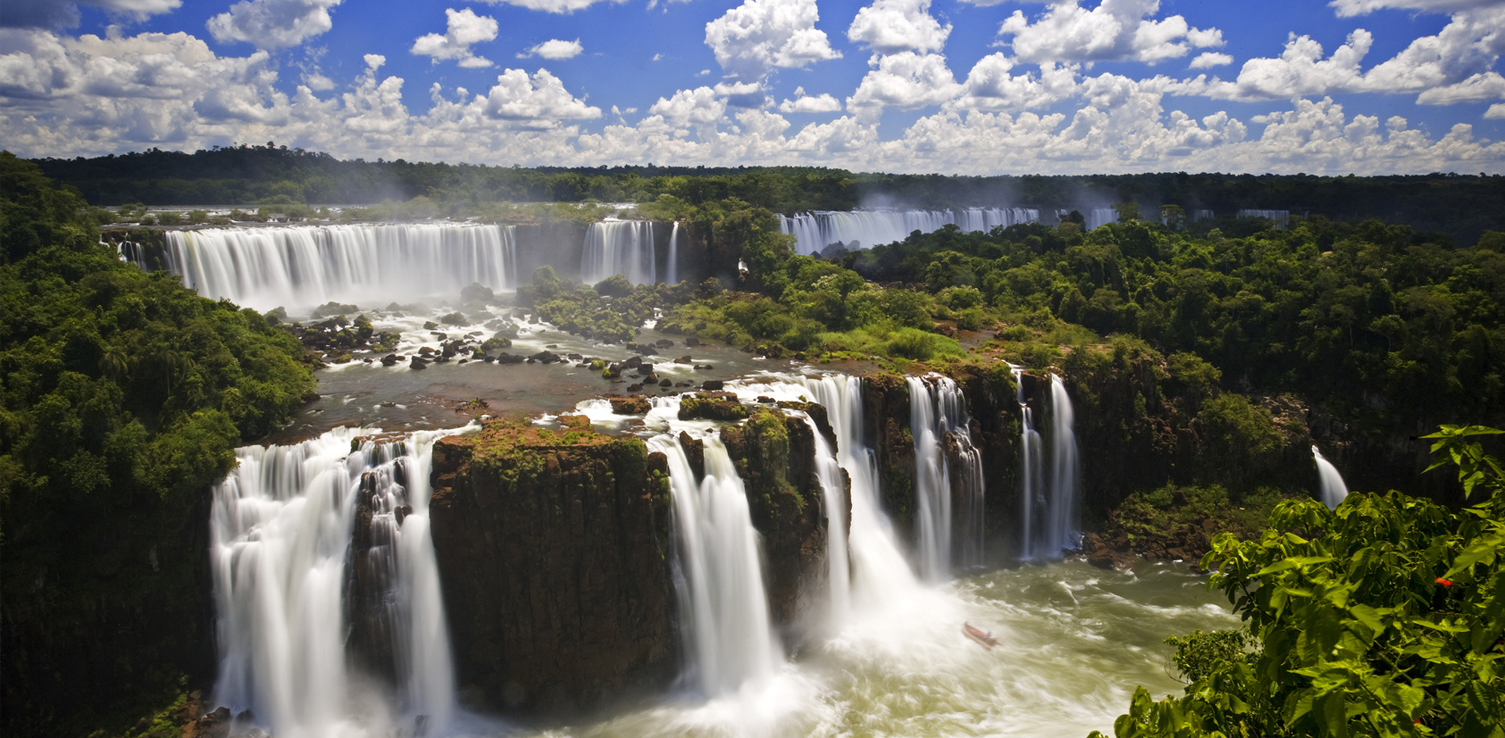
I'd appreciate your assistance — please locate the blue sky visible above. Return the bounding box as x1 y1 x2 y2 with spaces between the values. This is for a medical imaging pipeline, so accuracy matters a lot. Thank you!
2 0 1502 174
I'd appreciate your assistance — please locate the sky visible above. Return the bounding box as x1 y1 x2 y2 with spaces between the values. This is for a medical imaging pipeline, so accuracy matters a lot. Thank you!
1 0 1503 175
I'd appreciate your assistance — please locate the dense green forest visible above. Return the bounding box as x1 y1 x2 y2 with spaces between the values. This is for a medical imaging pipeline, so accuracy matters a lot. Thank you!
1092 425 1505 738
32 144 1505 242
0 153 316 735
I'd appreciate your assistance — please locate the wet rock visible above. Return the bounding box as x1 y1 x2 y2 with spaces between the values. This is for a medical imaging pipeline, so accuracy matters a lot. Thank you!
654 339 674 348
410 357 428 370
678 431 704 478
495 352 524 365
701 379 725 391
677 391 746 421
627 384 643 392
381 353 400 366
424 321 439 330
531 351 560 364
380 401 396 408
675 356 692 364
429 421 675 713
659 379 672 387
610 397 651 414
695 364 713 371
684 337 701 347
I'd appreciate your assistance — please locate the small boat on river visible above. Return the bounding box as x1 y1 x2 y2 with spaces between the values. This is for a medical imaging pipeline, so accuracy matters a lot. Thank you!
963 622 999 650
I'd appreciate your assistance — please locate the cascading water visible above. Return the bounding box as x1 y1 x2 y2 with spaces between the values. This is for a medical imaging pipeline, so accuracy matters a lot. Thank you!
1313 446 1349 509
906 375 986 580
158 223 518 312
581 219 656 285
667 221 680 285
1010 364 1044 560
209 425 473 737
1046 375 1080 555
650 428 782 696
797 374 921 615
778 208 1039 255
1238 209 1291 227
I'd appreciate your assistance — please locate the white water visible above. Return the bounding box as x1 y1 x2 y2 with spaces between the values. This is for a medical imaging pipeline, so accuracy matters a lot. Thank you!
1046 375 1081 556
1056 208 1118 231
906 375 986 579
778 208 1039 255
210 424 475 738
667 221 680 285
1011 364 1044 561
159 224 517 313
1313 445 1350 509
650 427 782 697
582 219 656 285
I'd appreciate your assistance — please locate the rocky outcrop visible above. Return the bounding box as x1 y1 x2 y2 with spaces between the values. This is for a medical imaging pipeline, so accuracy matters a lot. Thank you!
720 407 838 632
862 372 916 541
678 391 748 421
428 416 676 714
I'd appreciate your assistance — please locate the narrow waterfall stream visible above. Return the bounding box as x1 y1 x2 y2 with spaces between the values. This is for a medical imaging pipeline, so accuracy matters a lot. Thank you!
907 375 986 579
209 424 475 738
651 432 783 697
1013 366 1081 560
581 220 656 285
1314 446 1350 508
666 221 679 285
156 224 518 312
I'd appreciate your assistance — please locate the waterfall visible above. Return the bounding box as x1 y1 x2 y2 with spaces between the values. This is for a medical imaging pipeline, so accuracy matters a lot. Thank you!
906 375 985 580
1045 375 1080 556
158 223 517 312
802 413 851 625
209 425 473 737
581 220 656 285
667 221 680 285
1313 446 1349 509
1237 209 1291 227
1011 369 1080 559
798 375 921 616
651 432 781 696
777 208 1039 255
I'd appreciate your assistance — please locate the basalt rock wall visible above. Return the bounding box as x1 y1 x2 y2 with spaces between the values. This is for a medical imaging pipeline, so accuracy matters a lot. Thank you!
428 418 676 714
720 406 837 634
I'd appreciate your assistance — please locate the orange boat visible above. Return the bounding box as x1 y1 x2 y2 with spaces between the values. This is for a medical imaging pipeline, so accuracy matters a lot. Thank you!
963 622 999 650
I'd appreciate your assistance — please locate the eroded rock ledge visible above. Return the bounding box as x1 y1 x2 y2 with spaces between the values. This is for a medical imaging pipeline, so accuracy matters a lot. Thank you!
429 417 676 714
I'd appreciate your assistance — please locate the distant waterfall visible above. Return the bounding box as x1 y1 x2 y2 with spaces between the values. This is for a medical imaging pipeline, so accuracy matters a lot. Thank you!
1238 209 1291 227
1045 375 1080 555
652 432 781 696
667 221 680 285
581 220 656 285
799 375 920 615
906 375 985 580
209 425 473 738
778 208 1039 255
1313 446 1349 509
160 224 517 312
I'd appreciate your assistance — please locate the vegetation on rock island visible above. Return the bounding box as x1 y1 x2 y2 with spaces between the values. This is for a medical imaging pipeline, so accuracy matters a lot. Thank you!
1092 426 1505 738
1 153 315 736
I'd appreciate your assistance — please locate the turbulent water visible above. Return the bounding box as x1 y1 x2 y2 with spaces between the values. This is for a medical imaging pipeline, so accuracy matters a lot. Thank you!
509 561 1235 738
778 209 1040 255
157 223 518 312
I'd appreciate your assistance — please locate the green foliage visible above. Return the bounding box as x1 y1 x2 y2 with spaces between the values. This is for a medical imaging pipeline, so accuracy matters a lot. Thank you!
1092 427 1505 738
0 159 315 735
1166 629 1258 684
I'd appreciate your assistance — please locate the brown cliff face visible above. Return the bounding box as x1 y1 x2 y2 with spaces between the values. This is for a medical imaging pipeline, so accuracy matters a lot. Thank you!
428 417 676 714
941 364 1024 561
720 407 838 634
862 372 916 541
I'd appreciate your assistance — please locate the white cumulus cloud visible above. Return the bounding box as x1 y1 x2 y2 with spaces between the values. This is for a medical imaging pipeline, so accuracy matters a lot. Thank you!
848 51 962 111
1204 30 1371 101
998 0 1224 66
778 86 842 112
477 68 600 127
848 0 951 56
206 0 342 50
1189 51 1233 69
477 0 626 13
412 8 498 68
1328 0 1505 17
950 54 1080 112
704 0 840 81
519 38 583 60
